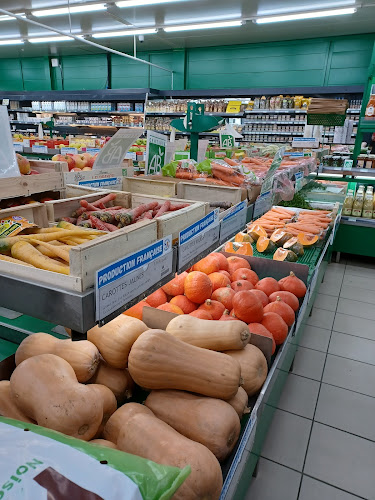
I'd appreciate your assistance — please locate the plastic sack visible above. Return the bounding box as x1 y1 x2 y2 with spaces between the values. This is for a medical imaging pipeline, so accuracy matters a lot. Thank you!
274 173 295 202
161 160 179 177
0 417 189 500
0 105 20 179
196 158 212 175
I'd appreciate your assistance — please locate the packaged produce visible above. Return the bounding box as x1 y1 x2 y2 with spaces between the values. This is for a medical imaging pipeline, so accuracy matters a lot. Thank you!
365 95 375 119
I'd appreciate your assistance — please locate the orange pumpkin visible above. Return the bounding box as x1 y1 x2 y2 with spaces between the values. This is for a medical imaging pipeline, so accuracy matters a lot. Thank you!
234 232 253 243
248 289 269 308
211 286 236 311
231 268 259 285
146 288 167 308
231 280 254 292
208 272 231 291
170 295 197 314
210 252 229 271
269 291 299 312
248 323 276 354
156 303 184 314
261 312 288 345
227 256 251 275
189 310 213 320
219 310 238 321
123 301 150 320
278 272 307 298
224 242 253 256
184 271 213 304
264 297 295 326
255 277 280 297
193 255 220 275
232 291 264 324
218 270 231 279
198 299 225 320
297 233 318 247
162 272 188 296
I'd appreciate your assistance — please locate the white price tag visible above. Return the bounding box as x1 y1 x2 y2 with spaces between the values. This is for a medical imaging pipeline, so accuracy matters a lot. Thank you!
13 142 23 152
292 137 319 148
93 128 143 170
61 147 78 155
86 148 101 154
253 191 273 218
178 209 220 270
95 236 173 321
220 201 247 243
32 145 48 154
343 159 353 171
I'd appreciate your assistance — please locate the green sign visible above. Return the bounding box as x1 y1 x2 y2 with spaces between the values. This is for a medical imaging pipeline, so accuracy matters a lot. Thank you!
146 131 167 175
220 134 235 148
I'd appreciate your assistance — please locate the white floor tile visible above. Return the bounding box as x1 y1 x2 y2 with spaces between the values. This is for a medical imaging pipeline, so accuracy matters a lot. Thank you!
292 346 326 381
306 307 335 330
333 313 375 341
312 293 338 312
329 331 375 366
339 285 375 305
295 325 331 352
337 297 375 321
345 265 375 280
342 274 375 292
323 354 375 398
276 373 320 419
299 475 362 500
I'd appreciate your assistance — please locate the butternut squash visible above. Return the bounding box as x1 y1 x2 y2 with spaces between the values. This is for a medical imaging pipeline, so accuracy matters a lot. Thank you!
90 439 118 449
166 315 250 351
103 403 153 444
0 380 35 424
88 362 134 403
117 412 223 500
15 332 100 383
145 390 240 461
89 384 117 438
88 315 148 369
223 345 268 396
226 387 250 418
128 330 241 400
10 354 102 440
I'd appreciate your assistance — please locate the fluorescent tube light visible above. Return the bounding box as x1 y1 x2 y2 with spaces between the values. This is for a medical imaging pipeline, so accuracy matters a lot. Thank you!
255 7 356 24
33 3 106 17
116 0 178 7
29 36 74 43
92 28 157 38
0 14 26 21
164 20 242 32
0 39 24 45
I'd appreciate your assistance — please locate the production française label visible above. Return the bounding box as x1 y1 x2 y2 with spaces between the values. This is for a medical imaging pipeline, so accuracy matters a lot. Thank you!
95 236 173 321
294 171 304 192
220 200 247 243
253 191 273 219
178 209 220 270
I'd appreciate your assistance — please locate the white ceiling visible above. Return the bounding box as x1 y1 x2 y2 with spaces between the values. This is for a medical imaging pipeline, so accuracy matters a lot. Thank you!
0 0 374 57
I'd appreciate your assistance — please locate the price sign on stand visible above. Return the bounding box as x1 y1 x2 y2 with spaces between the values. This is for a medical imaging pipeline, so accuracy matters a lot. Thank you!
31 144 48 154
61 147 78 155
95 236 173 321
253 191 273 219
295 171 304 192
178 209 220 271
225 101 242 114
93 128 143 170
220 201 247 243
146 130 167 175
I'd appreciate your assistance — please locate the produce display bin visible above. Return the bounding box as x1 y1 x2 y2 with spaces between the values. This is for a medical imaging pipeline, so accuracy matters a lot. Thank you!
122 176 177 198
0 168 65 200
0 202 49 228
176 182 244 205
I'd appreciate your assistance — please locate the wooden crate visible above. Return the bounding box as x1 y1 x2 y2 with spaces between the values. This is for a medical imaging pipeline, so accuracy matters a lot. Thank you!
0 203 48 227
130 193 207 241
176 182 242 205
122 177 177 198
29 159 68 174
45 191 131 223
0 219 157 292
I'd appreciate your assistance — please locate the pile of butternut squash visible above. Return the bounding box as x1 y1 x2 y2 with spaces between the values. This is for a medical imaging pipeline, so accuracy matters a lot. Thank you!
0 313 270 500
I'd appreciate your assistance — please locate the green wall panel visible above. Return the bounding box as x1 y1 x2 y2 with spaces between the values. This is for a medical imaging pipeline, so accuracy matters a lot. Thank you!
0 59 23 91
21 57 51 91
111 53 149 89
60 54 108 90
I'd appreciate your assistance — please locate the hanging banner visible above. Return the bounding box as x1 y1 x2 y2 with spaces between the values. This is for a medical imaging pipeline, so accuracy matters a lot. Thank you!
93 128 143 170
145 131 167 175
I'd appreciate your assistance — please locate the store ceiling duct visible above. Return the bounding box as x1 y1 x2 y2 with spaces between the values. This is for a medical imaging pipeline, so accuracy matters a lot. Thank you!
164 20 243 32
92 28 157 38
255 7 357 24
33 3 106 17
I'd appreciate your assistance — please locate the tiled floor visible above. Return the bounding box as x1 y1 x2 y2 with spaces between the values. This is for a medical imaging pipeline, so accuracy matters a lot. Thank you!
246 255 375 500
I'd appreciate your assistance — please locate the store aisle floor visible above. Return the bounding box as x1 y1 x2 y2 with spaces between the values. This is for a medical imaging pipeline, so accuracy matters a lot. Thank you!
245 255 375 500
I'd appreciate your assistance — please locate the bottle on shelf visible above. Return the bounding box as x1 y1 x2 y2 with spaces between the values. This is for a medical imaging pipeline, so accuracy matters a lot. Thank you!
342 190 354 216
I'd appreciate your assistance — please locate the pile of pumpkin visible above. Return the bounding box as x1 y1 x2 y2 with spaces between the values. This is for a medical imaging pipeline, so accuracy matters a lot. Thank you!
125 253 307 354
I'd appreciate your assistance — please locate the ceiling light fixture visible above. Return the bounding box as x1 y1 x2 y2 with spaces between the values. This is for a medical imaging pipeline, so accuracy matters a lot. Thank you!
0 39 24 45
29 36 74 43
255 7 356 24
164 20 243 32
92 28 157 38
0 13 25 21
116 0 179 7
33 3 106 17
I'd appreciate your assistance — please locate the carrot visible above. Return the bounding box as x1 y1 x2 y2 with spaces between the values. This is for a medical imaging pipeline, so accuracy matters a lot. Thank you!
11 241 70 275
0 254 35 267
224 158 239 166
176 171 193 180
80 200 100 212
169 203 190 211
61 217 77 224
92 193 117 207
155 201 171 218
89 216 110 232
117 202 159 226
32 227 66 234
29 239 70 263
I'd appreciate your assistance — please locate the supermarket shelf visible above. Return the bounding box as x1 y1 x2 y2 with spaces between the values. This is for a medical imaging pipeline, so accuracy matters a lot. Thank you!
340 215 375 227
10 109 143 115
320 167 375 177
245 109 307 115
243 131 304 136
10 121 142 130
358 118 375 132
243 120 305 124
1 88 159 101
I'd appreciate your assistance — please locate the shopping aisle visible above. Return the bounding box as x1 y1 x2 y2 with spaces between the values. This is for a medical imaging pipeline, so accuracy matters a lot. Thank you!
246 255 375 500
